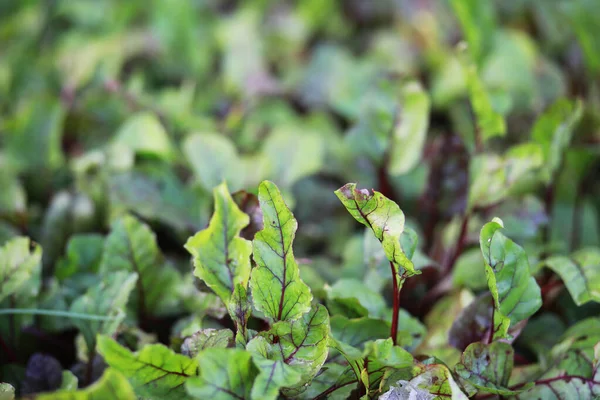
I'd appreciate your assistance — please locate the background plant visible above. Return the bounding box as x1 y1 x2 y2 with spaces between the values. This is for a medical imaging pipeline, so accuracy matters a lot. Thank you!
1 0 600 399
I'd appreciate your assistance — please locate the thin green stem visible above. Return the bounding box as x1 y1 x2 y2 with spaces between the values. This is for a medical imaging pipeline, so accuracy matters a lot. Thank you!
0 308 119 321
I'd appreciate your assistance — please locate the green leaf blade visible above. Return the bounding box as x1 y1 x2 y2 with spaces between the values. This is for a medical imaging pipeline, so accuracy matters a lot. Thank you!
99 214 179 316
0 237 42 303
250 180 312 322
186 348 257 400
544 248 600 306
37 369 136 400
335 183 418 281
97 335 198 400
479 218 541 340
185 182 252 303
455 342 528 395
69 272 138 351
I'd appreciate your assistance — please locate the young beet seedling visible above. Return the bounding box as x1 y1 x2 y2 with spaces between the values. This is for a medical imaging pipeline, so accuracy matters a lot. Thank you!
335 183 420 346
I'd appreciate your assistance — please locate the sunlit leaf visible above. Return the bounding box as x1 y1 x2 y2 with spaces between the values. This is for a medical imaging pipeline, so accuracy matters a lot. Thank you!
37 369 136 400
335 183 419 293
249 180 312 322
0 237 42 302
181 328 234 358
97 335 198 400
184 182 252 303
246 336 302 400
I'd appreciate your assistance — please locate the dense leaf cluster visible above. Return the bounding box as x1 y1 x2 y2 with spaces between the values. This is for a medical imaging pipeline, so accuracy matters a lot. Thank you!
1 0 600 399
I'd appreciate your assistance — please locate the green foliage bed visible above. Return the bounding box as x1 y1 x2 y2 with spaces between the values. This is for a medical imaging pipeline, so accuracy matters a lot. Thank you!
1 0 600 399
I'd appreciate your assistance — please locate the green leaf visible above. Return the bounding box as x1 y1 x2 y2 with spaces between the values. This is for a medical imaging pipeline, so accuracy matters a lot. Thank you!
0 383 14 400
185 182 252 303
249 180 312 322
388 81 431 175
227 284 252 345
183 133 243 192
330 315 389 352
467 143 544 210
335 183 419 290
479 218 541 340
531 99 583 183
450 0 496 65
186 348 257 400
99 214 180 316
459 47 506 142
37 368 136 400
269 305 330 392
386 364 469 399
60 371 78 391
562 0 600 74
97 335 198 400
455 342 530 395
544 248 600 306
365 338 413 368
0 237 42 302
112 112 174 160
246 336 302 400
326 278 386 318
181 329 234 358
261 128 325 189
69 272 137 351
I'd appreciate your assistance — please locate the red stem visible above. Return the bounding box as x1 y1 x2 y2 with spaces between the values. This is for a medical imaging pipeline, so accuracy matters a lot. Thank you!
390 262 399 346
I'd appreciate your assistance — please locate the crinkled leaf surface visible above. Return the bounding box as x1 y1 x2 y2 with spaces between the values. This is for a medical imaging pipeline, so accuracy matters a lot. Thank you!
69 271 137 351
250 180 312 322
246 336 302 400
37 369 136 400
335 183 418 286
455 342 530 395
389 81 431 175
269 304 330 389
97 335 198 400
181 328 234 358
403 364 469 399
186 348 257 400
544 248 600 306
480 218 541 340
99 214 180 316
246 305 329 399
185 182 252 303
0 237 42 302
